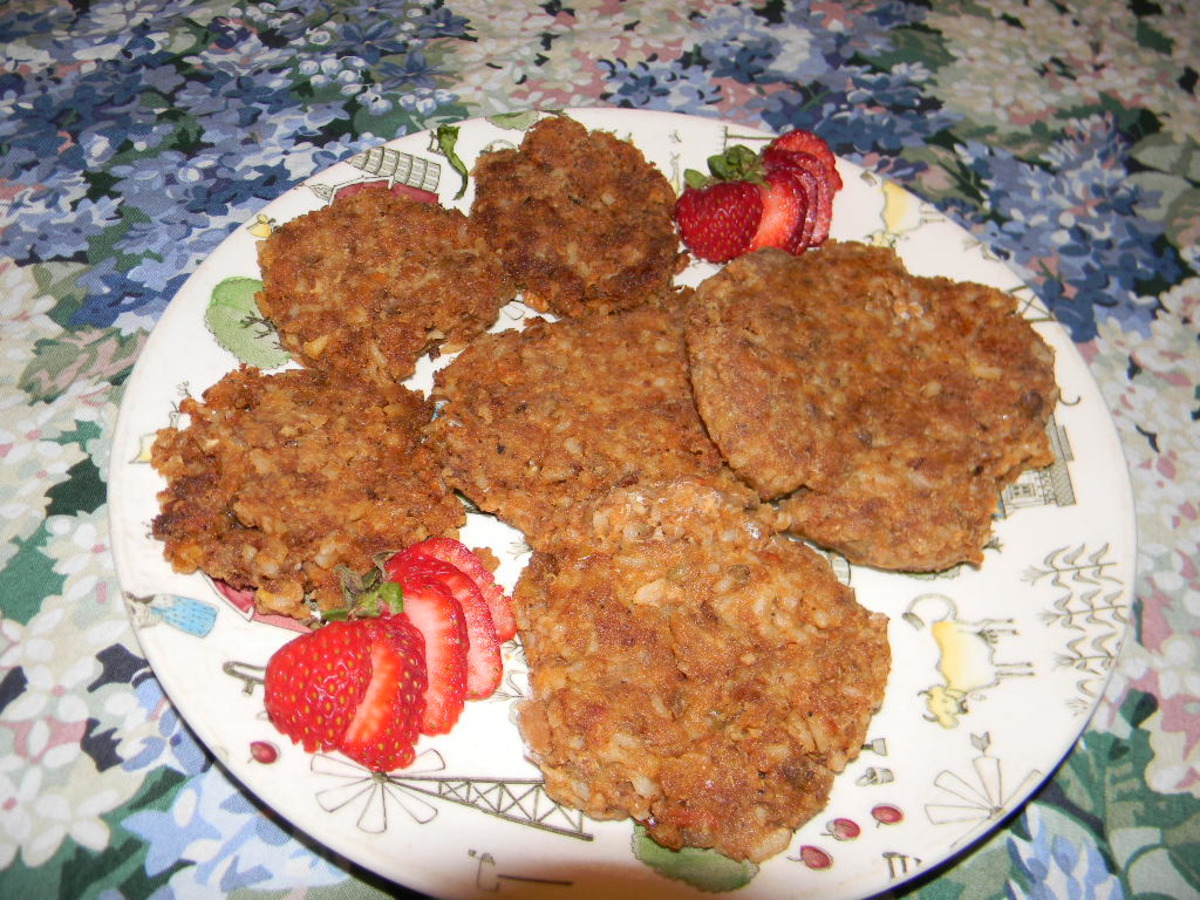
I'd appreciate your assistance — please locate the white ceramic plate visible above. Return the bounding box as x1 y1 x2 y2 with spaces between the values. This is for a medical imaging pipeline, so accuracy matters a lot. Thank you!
107 108 1136 900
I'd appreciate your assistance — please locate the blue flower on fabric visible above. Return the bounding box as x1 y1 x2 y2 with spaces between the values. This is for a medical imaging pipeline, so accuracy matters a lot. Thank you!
119 674 210 779
122 766 345 893
336 20 412 64
378 50 441 92
600 59 722 113
966 118 1182 342
1006 806 1125 900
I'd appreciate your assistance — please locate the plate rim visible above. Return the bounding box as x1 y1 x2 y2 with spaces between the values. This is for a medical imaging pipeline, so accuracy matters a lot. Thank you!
106 105 1137 900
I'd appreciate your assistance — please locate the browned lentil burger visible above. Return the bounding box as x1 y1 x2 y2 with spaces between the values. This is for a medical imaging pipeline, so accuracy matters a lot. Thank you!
256 186 514 388
151 366 464 619
469 114 683 317
427 305 752 551
513 478 890 862
685 243 1059 571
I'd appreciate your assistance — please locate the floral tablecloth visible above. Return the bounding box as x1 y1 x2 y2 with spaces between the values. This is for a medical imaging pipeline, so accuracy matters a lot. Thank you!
2 1 1198 898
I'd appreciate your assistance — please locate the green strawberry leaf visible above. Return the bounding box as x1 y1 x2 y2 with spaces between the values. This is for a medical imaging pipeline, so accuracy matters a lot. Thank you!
707 144 760 181
684 144 765 190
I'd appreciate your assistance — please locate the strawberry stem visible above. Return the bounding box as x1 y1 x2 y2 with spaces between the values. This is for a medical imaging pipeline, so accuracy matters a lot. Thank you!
684 144 765 190
324 565 405 622
355 580 405 617
707 144 759 180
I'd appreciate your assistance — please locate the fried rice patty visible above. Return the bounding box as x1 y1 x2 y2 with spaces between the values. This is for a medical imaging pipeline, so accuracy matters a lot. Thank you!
469 114 682 317
685 243 1059 572
255 186 514 386
513 478 890 863
151 366 464 619
427 306 749 551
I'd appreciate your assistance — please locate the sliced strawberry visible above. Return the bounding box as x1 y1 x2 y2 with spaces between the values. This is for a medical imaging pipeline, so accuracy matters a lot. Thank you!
769 161 820 251
263 616 427 772
399 538 517 642
674 180 764 263
671 130 841 262
748 169 808 253
766 129 843 190
398 576 469 735
338 617 427 771
762 148 834 248
386 553 502 700
264 620 373 755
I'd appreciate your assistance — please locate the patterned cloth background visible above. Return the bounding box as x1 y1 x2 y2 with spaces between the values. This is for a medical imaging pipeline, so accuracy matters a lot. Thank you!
1 1 1197 898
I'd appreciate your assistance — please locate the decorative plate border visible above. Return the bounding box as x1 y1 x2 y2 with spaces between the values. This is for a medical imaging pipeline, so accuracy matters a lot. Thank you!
107 108 1135 900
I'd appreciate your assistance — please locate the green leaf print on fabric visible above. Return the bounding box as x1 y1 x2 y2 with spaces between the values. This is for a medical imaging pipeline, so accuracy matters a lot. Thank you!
31 767 196 900
45 459 106 517
1054 691 1200 899
30 261 93 331
863 23 956 73
20 328 145 403
0 525 65 625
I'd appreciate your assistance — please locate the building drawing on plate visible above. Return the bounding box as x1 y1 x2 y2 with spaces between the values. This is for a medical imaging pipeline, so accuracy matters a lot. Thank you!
998 415 1075 517
308 147 443 203
349 146 441 191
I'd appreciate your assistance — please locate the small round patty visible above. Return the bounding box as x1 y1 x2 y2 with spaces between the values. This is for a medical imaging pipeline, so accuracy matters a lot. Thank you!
256 186 514 387
469 114 682 317
151 366 464 618
428 306 748 551
513 478 890 863
685 243 1059 571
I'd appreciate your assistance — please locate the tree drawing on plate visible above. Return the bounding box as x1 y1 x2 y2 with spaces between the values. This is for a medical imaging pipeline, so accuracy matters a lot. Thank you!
1026 543 1130 711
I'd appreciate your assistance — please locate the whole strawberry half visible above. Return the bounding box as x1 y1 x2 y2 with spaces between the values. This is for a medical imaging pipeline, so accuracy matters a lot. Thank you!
675 180 764 263
264 616 427 772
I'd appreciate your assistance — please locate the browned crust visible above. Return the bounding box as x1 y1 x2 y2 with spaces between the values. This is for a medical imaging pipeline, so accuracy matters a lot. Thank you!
469 114 683 317
685 243 1058 571
427 306 751 551
150 366 464 618
256 187 514 387
513 479 889 863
